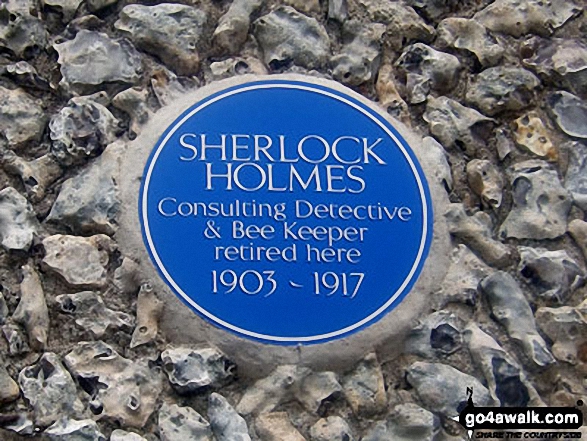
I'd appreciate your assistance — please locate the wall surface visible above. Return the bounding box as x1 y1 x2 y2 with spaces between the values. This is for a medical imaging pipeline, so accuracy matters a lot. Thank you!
0 0 586 440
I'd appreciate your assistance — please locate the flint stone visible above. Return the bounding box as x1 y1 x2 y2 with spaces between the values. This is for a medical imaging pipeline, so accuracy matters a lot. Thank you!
342 353 386 416
310 416 353 441
331 21 384 86
212 0 262 55
13 263 49 351
161 346 234 394
86 0 116 12
115 4 206 76
110 430 147 441
47 142 123 235
358 0 434 50
386 403 440 441
474 0 581 37
396 44 461 104
445 203 513 268
466 67 540 116
56 291 134 337
255 412 306 441
18 353 81 427
0 86 46 147
499 160 571 240
65 341 162 427
405 311 463 358
467 159 503 208
45 418 106 441
514 111 556 159
297 371 342 413
437 244 492 307
536 303 587 365
328 0 347 22
375 63 410 124
0 363 20 404
548 91 587 139
158 403 213 441
480 272 555 367
424 96 494 154
2 322 29 355
43 0 82 21
205 57 267 83
0 187 39 251
54 30 142 91
253 6 330 71
0 148 63 202
565 141 587 210
437 18 503 67
208 393 251 441
0 9 46 58
0 292 7 325
465 323 540 407
112 88 150 137
569 219 587 261
518 247 584 304
420 137 452 191
130 282 163 348
522 37 587 97
236 365 310 416
406 361 492 418
42 235 113 288
49 93 121 166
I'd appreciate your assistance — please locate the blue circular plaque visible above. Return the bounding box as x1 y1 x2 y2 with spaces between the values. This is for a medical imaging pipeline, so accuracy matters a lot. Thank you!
140 79 433 345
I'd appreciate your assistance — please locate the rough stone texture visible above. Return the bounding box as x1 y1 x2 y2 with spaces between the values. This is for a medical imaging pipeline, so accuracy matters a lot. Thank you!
0 1 586 440
0 363 20 404
208 393 251 441
237 365 310 416
64 341 162 427
358 0 434 51
46 142 123 235
0 9 46 58
565 141 587 210
161 346 235 394
466 67 541 116
0 187 39 251
0 86 46 147
514 111 556 159
110 430 148 441
45 418 106 441
467 159 503 208
342 353 386 416
518 247 584 304
55 291 134 337
499 160 572 240
480 272 555 367
54 30 142 91
396 43 461 104
330 21 384 86
158 403 213 441
213 0 262 55
523 37 587 98
436 17 503 67
474 0 581 37
406 362 492 418
42 234 113 288
254 6 330 71
436 244 492 307
49 93 121 166
255 412 306 441
548 91 587 139
465 323 542 407
445 203 513 268
130 282 163 348
18 353 82 427
424 96 494 154
309 416 353 441
115 4 207 76
13 263 49 351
